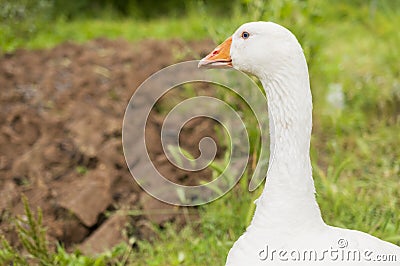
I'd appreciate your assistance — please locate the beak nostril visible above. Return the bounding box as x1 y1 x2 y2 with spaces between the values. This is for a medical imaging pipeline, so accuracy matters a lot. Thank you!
199 36 232 68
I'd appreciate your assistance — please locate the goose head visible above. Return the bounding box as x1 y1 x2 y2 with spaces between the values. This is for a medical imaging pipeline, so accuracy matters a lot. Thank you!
199 21 303 78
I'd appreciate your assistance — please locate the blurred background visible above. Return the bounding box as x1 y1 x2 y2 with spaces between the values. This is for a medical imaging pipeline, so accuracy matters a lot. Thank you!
0 0 399 265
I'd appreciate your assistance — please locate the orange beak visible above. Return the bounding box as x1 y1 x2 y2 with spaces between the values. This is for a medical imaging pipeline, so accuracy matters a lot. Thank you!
198 36 232 68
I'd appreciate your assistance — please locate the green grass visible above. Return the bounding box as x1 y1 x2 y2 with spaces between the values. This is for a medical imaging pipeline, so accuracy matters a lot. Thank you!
1 17 209 52
1 0 399 265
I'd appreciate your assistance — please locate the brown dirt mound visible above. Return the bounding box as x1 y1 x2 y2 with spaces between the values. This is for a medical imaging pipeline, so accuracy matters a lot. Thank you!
0 38 217 253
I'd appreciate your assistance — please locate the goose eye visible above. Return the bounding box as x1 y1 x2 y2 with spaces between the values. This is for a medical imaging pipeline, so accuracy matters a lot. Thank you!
241 31 250 39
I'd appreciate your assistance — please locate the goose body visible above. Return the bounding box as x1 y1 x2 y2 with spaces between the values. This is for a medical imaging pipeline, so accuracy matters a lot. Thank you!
199 22 400 265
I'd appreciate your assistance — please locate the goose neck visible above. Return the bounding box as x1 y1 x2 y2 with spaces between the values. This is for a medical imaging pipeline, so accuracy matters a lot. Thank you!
249 63 324 230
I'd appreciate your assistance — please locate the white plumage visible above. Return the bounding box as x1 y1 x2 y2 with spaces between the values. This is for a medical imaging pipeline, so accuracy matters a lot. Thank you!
200 21 400 265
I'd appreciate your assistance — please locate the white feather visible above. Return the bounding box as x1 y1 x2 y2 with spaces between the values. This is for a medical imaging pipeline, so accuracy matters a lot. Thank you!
225 22 400 266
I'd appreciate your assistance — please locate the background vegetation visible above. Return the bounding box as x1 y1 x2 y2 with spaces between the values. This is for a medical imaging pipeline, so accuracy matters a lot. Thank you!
1 0 399 265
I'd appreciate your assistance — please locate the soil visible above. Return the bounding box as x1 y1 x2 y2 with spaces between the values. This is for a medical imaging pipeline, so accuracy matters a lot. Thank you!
0 38 218 254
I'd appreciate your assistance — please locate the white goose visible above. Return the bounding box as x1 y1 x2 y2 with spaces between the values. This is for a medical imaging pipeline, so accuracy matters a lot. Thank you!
199 22 400 265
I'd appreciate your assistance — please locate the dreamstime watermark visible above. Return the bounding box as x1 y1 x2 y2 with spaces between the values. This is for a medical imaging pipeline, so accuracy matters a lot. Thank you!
258 238 398 263
122 61 271 206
